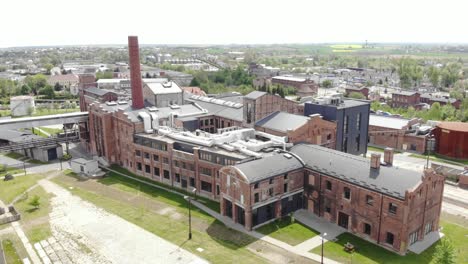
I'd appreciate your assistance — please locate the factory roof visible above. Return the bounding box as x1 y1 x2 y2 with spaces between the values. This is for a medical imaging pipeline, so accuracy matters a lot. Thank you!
437 122 468 133
369 114 411 130
255 111 309 133
233 153 304 183
145 81 182 95
85 87 114 96
290 144 421 200
244 91 267 100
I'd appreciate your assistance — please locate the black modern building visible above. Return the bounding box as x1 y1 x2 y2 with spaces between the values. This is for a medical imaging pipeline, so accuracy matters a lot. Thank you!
304 97 370 156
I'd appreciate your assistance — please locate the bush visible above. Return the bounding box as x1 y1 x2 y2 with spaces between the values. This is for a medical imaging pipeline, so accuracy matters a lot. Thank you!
61 154 72 161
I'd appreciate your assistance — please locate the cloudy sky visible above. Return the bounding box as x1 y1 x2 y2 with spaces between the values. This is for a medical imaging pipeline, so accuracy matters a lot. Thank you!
1 0 467 47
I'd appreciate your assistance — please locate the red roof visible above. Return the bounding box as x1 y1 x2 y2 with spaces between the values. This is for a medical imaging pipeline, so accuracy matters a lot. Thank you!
437 122 468 133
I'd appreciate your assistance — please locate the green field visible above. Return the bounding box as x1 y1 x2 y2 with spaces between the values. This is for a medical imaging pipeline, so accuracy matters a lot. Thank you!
330 44 363 49
52 171 267 263
311 220 467 264
256 216 319 246
0 174 45 204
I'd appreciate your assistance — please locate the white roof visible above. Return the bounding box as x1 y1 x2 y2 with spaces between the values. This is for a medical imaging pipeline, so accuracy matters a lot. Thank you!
369 114 410 130
145 81 182 95
273 75 306 82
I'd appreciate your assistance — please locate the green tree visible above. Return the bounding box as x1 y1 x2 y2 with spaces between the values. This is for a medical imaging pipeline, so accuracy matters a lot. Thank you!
427 66 440 87
28 195 41 209
44 63 54 75
20 84 31 95
431 238 456 264
54 82 63 92
39 85 55 99
321 80 332 88
348 92 366 99
441 63 462 88
189 77 201 87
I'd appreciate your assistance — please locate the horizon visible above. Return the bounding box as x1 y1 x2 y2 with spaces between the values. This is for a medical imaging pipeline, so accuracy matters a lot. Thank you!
1 0 468 48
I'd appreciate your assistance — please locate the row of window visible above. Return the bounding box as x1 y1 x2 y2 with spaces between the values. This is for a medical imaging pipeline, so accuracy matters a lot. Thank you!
199 151 238 166
254 174 288 189
134 136 168 151
325 180 398 214
174 160 195 171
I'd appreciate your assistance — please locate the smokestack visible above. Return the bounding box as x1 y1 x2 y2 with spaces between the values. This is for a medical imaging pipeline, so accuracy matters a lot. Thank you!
370 153 381 170
384 147 394 166
128 36 144 109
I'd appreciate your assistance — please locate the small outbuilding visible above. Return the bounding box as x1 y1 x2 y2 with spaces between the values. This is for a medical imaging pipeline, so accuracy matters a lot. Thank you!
70 158 105 178
433 122 468 160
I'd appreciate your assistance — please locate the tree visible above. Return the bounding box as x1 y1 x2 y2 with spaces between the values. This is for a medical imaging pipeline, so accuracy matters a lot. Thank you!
348 92 366 100
28 195 41 209
39 85 55 99
427 66 440 87
54 82 63 92
189 77 200 87
441 63 461 88
44 63 54 75
431 238 456 264
321 80 332 88
20 84 31 95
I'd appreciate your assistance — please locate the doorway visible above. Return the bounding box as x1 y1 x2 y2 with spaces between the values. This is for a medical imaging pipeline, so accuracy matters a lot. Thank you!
338 212 349 229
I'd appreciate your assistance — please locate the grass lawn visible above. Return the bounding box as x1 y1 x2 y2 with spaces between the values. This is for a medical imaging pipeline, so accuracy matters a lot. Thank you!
52 173 266 264
107 165 220 212
0 174 44 204
25 222 52 244
14 186 52 223
39 127 63 135
311 220 467 264
256 216 319 246
0 165 24 177
1 239 22 264
5 152 24 160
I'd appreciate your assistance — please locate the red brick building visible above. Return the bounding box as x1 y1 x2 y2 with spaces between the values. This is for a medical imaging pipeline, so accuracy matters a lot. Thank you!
220 145 445 255
433 122 468 159
271 76 318 97
368 114 428 153
345 87 369 99
391 91 420 108
255 112 336 148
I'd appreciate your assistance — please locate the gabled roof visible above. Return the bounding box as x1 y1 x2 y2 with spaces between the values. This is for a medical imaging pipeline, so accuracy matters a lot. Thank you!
290 144 421 200
233 153 304 183
255 111 309 133
85 87 114 96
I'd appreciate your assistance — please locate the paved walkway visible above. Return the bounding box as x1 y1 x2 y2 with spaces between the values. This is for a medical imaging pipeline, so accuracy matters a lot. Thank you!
10 221 41 264
408 231 445 254
293 210 346 252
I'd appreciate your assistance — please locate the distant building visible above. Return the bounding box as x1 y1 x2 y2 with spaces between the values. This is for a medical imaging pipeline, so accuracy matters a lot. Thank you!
368 114 428 153
392 91 460 109
10 96 35 117
345 87 369 99
182 86 207 97
433 122 468 159
142 81 183 107
255 112 336 148
248 63 280 78
391 91 420 108
272 76 318 97
47 74 79 90
304 94 370 156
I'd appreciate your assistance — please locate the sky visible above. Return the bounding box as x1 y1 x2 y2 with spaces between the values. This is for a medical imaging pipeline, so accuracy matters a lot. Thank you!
1 0 467 47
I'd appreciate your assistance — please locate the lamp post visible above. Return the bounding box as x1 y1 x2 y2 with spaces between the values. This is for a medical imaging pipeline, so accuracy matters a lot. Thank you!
321 232 327 264
184 188 197 240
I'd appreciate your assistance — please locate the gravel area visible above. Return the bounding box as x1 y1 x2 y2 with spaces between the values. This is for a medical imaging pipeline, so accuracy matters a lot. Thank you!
39 179 208 264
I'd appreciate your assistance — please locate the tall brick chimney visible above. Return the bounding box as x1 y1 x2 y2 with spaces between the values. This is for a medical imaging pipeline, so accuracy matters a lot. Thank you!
384 147 394 166
128 36 144 109
370 153 381 169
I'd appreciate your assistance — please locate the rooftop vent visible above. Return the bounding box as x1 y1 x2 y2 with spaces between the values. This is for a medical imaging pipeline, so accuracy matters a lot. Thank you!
106 101 117 106
147 106 158 112
117 101 127 105
170 104 181 109
162 81 172 88
283 153 293 159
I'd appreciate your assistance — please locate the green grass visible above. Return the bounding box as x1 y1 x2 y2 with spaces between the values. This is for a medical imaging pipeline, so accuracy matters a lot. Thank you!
0 165 24 177
14 186 52 223
5 152 24 160
52 174 266 264
25 222 52 243
409 153 468 166
39 127 63 135
256 216 319 246
1 239 22 264
311 220 467 264
0 174 44 204
32 128 49 138
108 165 220 212
330 44 363 49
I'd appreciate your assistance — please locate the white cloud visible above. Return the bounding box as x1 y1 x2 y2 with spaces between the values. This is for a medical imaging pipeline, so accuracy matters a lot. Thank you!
1 0 467 47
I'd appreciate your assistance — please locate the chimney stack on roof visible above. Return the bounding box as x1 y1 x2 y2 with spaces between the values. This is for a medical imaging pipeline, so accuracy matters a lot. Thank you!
128 36 144 109
384 148 394 166
370 153 381 170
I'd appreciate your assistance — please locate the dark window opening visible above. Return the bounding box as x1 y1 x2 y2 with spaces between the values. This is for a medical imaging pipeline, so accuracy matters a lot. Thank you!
344 187 351 200
201 181 212 192
189 177 195 187
366 195 374 206
326 180 332 191
145 164 150 173
136 162 142 171
386 232 394 245
163 170 170 179
283 183 288 193
175 173 180 183
254 193 259 203
364 223 371 235
389 203 397 214
254 183 259 189
154 167 160 176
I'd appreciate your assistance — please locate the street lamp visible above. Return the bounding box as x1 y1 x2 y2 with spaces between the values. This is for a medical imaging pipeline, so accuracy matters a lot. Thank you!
321 232 327 264
184 188 197 240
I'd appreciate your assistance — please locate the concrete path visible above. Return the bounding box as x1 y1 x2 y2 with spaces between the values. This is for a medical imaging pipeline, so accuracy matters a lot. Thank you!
408 231 445 254
293 210 346 252
39 179 208 264
10 221 41 264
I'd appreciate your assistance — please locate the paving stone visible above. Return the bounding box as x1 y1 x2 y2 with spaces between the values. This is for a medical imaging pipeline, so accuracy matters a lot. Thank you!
34 242 42 251
40 239 50 248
